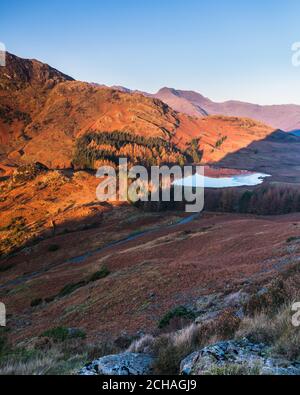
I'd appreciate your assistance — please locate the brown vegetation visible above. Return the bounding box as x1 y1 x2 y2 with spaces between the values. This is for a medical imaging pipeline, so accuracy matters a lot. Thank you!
0 53 275 170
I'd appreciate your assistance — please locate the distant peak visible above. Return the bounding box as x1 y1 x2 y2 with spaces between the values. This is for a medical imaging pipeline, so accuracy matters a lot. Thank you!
156 87 180 96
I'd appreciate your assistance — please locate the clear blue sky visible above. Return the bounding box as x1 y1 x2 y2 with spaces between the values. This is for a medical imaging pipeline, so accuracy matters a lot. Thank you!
1 0 300 104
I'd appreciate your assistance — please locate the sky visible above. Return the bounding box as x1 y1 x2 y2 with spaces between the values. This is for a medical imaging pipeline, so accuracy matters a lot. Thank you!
1 0 300 105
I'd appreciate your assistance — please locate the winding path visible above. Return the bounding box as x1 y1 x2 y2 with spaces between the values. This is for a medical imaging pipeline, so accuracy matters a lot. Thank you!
0 212 200 290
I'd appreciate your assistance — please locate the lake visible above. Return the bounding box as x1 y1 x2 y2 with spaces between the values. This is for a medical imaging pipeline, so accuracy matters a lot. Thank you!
174 166 271 188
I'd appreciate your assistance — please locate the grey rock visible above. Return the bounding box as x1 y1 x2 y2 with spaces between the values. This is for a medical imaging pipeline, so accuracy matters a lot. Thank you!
79 352 154 376
195 290 249 323
195 293 223 311
257 287 268 296
195 310 220 324
180 338 300 376
224 291 250 307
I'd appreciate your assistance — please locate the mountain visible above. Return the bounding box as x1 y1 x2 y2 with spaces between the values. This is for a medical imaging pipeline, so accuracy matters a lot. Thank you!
2 54 300 373
150 88 300 132
0 53 276 170
149 87 208 117
0 52 74 157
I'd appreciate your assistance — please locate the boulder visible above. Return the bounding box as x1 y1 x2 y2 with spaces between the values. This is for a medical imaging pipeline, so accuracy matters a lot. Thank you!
79 352 154 375
180 338 300 375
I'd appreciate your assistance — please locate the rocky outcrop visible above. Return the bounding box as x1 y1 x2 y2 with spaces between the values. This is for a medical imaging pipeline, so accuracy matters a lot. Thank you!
12 162 48 183
79 352 154 375
180 339 300 375
194 290 250 324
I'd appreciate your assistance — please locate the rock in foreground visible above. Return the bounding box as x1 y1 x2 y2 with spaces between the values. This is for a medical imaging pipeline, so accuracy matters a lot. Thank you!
79 353 154 375
180 339 300 375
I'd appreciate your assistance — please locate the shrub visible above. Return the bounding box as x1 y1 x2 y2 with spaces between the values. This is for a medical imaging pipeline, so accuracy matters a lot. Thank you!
44 296 56 303
211 309 241 338
41 327 86 343
41 327 70 342
87 266 110 282
0 336 8 356
30 298 43 307
272 328 300 360
58 267 110 297
286 236 300 243
58 281 86 297
152 336 187 375
158 306 196 329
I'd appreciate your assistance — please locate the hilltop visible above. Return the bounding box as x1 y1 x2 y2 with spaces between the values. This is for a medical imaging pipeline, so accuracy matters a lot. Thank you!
0 53 275 171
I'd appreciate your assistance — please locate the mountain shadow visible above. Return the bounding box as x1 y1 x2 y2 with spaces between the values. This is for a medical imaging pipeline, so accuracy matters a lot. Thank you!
213 130 300 183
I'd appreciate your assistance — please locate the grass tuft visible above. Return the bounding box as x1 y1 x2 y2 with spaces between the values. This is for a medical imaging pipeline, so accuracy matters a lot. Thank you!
41 327 86 343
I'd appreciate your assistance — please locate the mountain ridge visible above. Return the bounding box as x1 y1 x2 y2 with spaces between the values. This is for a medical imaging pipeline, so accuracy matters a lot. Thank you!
151 87 300 131
107 86 300 132
0 53 280 170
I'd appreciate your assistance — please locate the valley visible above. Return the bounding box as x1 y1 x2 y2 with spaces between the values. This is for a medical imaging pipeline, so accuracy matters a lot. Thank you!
0 52 300 375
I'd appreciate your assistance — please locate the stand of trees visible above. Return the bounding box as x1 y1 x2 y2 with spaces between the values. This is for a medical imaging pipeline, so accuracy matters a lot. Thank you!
185 138 203 163
135 184 300 215
72 130 196 169
0 105 31 126
205 184 300 215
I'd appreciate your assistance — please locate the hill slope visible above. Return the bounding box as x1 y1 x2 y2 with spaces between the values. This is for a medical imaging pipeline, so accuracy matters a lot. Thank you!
0 54 275 169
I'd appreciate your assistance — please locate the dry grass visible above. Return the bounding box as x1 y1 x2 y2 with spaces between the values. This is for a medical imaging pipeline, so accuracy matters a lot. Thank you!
128 300 299 374
203 363 262 375
237 264 300 361
1 264 299 375
127 334 155 354
0 335 120 375
127 308 241 375
237 303 300 361
245 265 300 317
126 265 300 375
0 349 63 375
